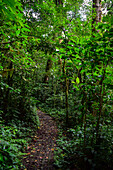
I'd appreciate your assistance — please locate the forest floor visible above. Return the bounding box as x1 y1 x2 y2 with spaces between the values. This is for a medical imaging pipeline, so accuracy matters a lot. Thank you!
22 110 58 170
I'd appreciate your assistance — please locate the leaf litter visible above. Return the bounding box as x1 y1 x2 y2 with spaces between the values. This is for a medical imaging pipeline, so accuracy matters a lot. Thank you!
21 110 58 170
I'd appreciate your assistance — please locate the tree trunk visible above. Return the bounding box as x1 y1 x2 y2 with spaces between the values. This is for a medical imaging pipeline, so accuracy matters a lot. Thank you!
63 59 69 126
92 0 102 31
3 62 13 120
92 0 102 145
43 58 52 83
55 0 63 6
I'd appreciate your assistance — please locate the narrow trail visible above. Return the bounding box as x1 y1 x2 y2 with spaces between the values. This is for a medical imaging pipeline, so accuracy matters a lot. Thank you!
22 110 58 170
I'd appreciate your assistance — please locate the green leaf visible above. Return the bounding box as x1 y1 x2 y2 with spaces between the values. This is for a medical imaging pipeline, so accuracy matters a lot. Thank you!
0 153 4 162
76 77 80 84
21 28 31 32
16 30 20 36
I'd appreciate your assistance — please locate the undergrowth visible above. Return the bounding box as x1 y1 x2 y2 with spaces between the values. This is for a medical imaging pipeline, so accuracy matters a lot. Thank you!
0 105 40 169
39 104 113 170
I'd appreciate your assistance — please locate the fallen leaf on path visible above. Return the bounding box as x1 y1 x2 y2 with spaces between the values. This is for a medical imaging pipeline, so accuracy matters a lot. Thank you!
31 150 36 153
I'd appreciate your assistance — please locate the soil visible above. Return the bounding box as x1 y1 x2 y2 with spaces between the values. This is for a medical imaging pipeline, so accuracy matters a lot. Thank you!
22 110 58 170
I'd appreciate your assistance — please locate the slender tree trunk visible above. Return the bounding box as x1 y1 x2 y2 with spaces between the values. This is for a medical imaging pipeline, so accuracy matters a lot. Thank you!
81 72 86 126
55 0 63 6
43 58 52 83
96 68 106 143
3 62 13 120
63 59 69 126
92 0 102 32
84 93 87 147
92 0 102 145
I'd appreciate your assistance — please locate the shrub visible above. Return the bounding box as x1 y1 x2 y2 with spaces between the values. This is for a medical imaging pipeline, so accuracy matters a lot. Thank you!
0 123 27 170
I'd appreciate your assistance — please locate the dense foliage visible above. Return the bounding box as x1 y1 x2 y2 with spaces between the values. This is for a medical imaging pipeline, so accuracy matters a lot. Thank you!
0 0 113 169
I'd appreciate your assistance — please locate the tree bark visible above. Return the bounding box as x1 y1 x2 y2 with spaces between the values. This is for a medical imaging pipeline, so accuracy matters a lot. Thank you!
55 0 63 6
92 0 102 31
43 58 52 83
3 62 13 120
63 59 69 126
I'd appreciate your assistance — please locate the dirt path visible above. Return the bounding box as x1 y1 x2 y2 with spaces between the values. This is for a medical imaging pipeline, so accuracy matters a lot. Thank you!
22 110 58 170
